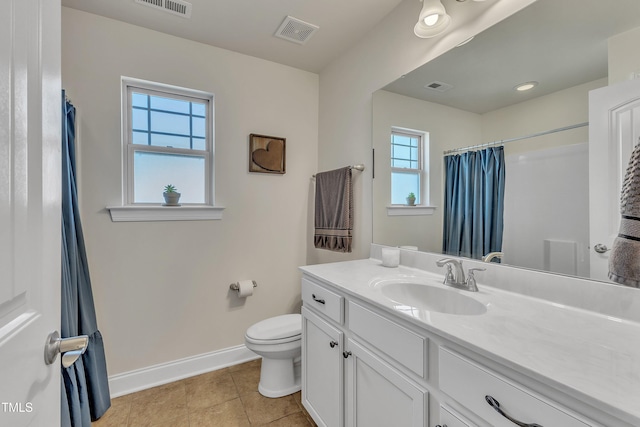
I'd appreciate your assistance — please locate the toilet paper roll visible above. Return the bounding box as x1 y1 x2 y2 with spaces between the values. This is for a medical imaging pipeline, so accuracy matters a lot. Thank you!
237 280 255 298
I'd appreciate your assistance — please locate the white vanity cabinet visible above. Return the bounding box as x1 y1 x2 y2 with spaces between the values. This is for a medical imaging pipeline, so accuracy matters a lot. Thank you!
302 277 428 427
300 272 617 427
300 255 640 427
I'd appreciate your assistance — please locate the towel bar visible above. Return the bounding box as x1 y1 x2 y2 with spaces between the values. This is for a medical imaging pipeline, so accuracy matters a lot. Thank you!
312 164 364 178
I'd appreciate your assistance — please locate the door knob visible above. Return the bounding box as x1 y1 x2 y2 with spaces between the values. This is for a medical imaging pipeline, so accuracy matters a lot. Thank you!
44 331 89 368
594 244 611 253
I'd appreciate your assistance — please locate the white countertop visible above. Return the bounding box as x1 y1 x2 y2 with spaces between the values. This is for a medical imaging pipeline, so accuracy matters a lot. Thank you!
300 257 640 425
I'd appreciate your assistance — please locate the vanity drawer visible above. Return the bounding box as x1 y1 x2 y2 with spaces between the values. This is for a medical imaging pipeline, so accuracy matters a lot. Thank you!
439 347 590 427
302 278 344 324
348 301 426 378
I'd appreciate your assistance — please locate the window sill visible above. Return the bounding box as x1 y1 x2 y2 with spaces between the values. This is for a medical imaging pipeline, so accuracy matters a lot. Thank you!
386 205 436 216
107 205 224 222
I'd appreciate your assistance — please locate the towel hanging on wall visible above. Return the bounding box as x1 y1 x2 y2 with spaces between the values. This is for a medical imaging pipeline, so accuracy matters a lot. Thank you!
314 167 353 253
609 142 640 288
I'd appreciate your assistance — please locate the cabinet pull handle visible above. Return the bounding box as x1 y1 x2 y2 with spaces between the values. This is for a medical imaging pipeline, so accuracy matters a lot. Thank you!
312 294 325 304
343 351 352 358
485 395 543 427
329 341 338 348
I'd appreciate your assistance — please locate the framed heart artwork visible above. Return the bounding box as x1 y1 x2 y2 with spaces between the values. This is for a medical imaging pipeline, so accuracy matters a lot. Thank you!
249 134 286 174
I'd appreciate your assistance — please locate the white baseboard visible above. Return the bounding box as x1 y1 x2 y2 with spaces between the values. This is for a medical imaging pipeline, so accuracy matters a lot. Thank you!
108 345 259 398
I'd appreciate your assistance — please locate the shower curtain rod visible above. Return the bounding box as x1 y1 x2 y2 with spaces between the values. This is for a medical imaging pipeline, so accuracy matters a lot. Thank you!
312 164 365 178
443 122 589 156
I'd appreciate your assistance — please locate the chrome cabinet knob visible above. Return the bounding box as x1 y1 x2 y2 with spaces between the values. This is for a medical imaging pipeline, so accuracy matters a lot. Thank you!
343 351 352 359
594 244 610 253
329 341 338 348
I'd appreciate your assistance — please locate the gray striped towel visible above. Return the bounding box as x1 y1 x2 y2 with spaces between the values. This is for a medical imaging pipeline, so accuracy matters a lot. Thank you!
314 167 353 253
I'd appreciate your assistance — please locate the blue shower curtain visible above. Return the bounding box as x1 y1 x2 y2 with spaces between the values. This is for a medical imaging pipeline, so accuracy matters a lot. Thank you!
61 92 111 426
442 146 505 260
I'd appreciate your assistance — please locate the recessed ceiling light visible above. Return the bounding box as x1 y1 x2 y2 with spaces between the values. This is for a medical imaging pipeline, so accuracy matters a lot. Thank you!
514 81 538 91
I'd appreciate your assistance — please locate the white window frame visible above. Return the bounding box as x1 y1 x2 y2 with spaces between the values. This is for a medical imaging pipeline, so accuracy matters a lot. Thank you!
387 127 435 216
107 77 223 222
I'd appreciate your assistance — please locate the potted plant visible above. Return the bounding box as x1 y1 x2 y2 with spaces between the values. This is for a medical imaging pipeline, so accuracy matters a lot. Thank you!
406 192 416 206
163 184 181 206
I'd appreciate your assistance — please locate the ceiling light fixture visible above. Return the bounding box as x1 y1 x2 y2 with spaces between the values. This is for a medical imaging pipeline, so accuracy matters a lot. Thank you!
414 0 451 39
514 81 538 92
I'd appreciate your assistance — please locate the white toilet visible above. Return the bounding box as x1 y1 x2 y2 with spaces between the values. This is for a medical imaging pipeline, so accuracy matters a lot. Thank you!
244 313 302 398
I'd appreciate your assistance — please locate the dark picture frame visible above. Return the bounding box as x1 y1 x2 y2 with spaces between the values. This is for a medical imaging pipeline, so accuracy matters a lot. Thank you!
249 134 286 174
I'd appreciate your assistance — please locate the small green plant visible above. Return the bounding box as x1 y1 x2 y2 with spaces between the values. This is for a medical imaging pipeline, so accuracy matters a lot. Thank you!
164 184 178 193
407 192 416 199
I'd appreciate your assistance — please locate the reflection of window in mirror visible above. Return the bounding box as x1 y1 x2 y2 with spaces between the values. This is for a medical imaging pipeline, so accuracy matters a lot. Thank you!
390 128 429 205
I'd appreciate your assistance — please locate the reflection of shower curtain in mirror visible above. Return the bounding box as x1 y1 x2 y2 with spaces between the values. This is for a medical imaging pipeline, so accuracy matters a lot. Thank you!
442 147 505 259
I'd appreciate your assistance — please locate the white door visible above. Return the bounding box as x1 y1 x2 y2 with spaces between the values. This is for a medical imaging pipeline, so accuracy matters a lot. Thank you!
0 0 62 425
589 78 640 282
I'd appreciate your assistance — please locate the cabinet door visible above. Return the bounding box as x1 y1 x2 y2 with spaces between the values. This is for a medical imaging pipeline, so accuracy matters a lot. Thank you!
302 307 344 427
345 339 428 427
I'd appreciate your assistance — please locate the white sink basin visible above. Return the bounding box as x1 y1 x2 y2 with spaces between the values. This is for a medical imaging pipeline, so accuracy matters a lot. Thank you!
379 281 487 316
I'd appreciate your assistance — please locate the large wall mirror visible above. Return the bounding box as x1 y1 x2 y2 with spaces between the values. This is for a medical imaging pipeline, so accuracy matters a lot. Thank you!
372 0 640 283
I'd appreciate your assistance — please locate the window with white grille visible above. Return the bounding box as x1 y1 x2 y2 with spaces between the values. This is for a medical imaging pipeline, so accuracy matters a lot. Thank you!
390 128 429 205
122 77 214 206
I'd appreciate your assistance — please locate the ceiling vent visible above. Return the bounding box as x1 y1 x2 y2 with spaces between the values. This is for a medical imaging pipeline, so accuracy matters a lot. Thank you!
424 81 453 92
274 16 319 45
134 0 192 18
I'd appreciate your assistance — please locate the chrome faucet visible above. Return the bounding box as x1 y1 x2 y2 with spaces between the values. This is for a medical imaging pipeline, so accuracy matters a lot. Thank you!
482 251 504 263
436 258 484 292
436 258 466 286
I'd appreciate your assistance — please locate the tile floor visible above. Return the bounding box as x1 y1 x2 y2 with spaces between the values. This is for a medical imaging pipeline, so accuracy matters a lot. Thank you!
92 359 316 427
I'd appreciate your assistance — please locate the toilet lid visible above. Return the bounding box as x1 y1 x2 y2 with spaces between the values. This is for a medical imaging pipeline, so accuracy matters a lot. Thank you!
246 314 301 341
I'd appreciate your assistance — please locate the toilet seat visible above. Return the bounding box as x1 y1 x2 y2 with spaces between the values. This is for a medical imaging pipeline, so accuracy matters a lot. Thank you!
245 334 301 346
245 313 301 344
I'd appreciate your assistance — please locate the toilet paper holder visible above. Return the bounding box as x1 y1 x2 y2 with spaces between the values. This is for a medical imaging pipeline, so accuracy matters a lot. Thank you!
230 280 258 291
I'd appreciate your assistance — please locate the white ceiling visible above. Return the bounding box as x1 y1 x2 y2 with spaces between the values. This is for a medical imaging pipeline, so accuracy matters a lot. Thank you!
61 0 405 73
382 0 640 114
